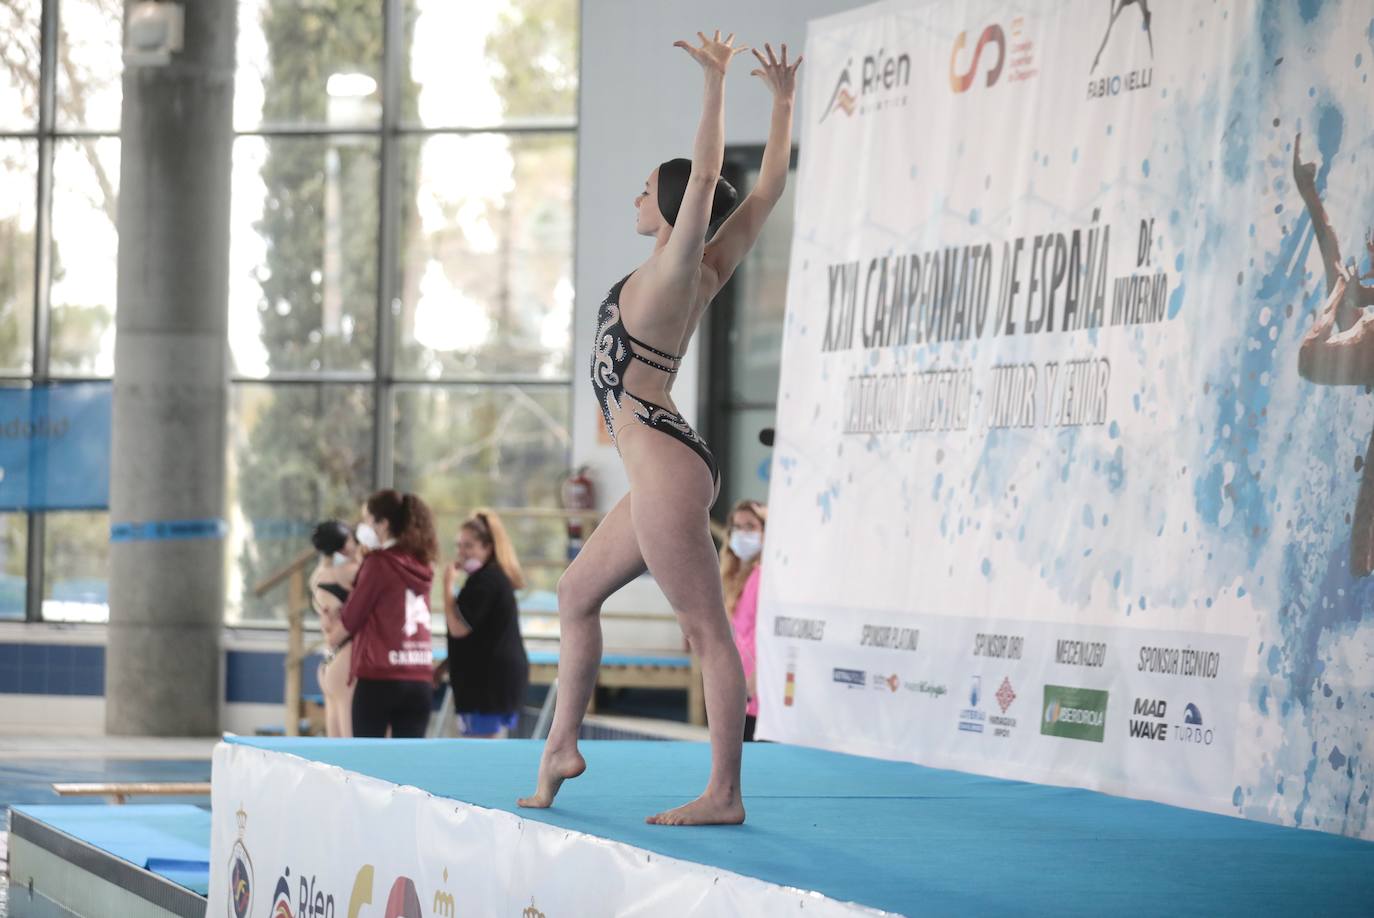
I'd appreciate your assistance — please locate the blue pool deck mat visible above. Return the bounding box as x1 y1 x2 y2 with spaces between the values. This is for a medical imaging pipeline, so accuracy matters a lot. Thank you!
10 803 211 895
224 736 1374 917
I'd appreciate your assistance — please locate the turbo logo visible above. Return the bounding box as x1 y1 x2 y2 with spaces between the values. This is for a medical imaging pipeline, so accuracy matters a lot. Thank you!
949 25 1005 93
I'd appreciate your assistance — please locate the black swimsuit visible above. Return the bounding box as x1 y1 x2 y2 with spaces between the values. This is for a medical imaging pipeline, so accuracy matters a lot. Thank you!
591 275 719 482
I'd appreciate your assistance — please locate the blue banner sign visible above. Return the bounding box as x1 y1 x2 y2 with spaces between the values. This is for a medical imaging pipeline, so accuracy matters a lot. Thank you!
0 382 112 512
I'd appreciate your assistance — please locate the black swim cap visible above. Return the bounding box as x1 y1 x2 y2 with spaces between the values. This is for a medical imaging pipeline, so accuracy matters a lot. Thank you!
311 519 352 556
656 158 738 230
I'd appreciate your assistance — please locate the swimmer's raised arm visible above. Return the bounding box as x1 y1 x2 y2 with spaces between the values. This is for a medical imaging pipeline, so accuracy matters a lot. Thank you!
704 42 802 289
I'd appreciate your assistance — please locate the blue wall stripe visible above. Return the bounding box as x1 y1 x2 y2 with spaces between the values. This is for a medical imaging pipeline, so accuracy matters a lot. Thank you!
109 519 228 543
0 643 105 697
223 650 323 704
0 644 321 701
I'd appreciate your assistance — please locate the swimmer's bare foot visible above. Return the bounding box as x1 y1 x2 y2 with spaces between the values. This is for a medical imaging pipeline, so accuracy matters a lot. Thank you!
517 746 586 809
645 791 745 826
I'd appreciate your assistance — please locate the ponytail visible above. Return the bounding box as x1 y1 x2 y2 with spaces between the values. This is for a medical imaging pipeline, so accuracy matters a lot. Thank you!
463 508 526 590
366 488 439 566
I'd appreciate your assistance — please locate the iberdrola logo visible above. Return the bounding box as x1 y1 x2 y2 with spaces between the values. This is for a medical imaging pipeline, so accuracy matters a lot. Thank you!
227 804 253 918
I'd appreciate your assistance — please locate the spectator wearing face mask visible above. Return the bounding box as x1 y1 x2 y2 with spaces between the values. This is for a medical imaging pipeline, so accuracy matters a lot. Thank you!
443 509 529 738
340 489 439 739
720 499 767 741
309 520 361 737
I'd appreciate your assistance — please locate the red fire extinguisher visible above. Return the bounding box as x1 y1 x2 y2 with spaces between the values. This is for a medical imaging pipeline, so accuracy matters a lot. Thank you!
562 466 595 560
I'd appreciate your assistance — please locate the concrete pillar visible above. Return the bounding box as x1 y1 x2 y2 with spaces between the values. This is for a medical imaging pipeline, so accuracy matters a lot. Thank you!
106 0 236 736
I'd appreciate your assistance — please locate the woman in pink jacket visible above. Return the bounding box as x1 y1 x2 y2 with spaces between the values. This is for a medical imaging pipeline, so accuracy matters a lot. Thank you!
719 499 766 741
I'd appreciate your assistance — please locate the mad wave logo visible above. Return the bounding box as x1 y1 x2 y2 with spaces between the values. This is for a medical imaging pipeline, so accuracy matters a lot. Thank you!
1041 685 1109 742
1087 0 1155 100
950 17 1037 94
819 48 910 122
1128 697 1169 742
228 805 253 918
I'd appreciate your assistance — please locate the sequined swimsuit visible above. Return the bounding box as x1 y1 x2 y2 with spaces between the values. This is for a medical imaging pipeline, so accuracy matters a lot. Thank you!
591 274 719 482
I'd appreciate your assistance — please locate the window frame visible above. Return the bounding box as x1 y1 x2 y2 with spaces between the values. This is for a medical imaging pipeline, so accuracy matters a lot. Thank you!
4 0 580 626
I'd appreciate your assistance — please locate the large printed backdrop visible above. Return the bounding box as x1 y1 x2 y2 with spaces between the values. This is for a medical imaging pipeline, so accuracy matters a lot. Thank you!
758 0 1374 839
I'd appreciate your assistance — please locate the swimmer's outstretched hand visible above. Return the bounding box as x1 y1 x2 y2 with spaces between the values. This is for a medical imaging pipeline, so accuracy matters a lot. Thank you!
750 42 802 102
674 30 749 75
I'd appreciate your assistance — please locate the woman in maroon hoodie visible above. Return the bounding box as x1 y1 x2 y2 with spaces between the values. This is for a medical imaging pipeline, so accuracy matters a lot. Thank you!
340 489 438 738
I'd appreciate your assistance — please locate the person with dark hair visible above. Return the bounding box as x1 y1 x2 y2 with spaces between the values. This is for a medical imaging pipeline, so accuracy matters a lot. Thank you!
339 489 439 738
443 509 529 738
520 32 801 825
309 519 361 737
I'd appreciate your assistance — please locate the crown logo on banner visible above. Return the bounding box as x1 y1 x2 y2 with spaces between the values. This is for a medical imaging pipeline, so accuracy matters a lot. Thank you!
522 897 546 918
228 804 255 918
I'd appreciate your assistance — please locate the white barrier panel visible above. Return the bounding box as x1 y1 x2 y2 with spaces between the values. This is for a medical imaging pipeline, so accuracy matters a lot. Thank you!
758 0 1374 840
206 742 891 918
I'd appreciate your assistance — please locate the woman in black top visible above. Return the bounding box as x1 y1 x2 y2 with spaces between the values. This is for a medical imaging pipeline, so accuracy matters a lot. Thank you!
443 509 529 738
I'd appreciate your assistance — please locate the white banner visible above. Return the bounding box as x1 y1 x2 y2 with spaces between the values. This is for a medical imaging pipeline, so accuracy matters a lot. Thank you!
759 0 1374 839
206 742 890 918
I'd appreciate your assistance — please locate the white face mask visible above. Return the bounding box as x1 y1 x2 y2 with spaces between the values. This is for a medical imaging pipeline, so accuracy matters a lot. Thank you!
331 551 350 567
729 530 763 562
355 523 381 550
462 557 484 575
